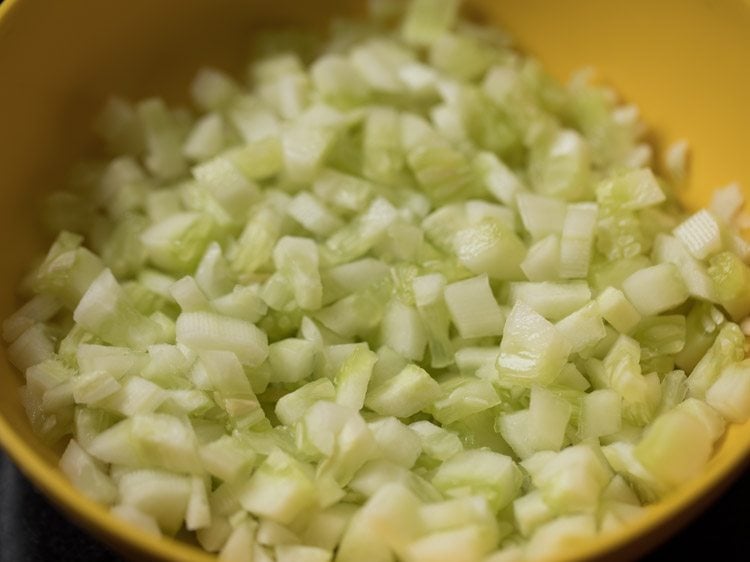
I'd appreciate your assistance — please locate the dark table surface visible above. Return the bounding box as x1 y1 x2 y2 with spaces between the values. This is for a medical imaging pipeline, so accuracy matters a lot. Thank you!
0 451 747 562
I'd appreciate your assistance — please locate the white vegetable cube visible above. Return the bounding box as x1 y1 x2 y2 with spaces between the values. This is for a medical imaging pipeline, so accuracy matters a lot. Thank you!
111 505 162 538
190 67 238 111
429 32 494 82
601 335 653 419
256 513 300 547
199 349 252 395
554 363 591 392
140 212 215 274
555 302 607 353
621 263 689 316
199 435 257 483
380 300 427 361
275 379 336 426
432 450 522 512
559 203 598 279
465 200 516 230
227 136 283 181
706 360 750 422
401 0 460 46
651 234 715 301
283 124 337 182
238 450 317 524
444 275 505 339
314 168 373 213
302 504 357 551
529 129 590 202
531 445 612 513
2 294 61 344
473 151 525 207
453 220 526 280
287 192 344 237
675 397 725 441
131 413 201 473
496 302 571 387
335 510 394 562
513 491 554 537
508 281 591 322
118 469 192 535
368 417 422 468
273 236 323 311
302 401 378 485
409 420 463 461
350 40 411 94
707 250 750 321
268 338 316 383
137 98 187 180
74 269 163 351
635 409 713 488
176 311 268 367
59 439 117 505
192 156 259 220
398 62 439 96
578 389 622 440
413 273 454 369
597 168 665 210
276 545 332 562
363 106 404 184
516 193 566 241
96 377 167 417
419 494 496 533
433 378 500 426
170 275 211 312
454 347 498 374
183 113 225 162
312 54 370 102
674 209 723 260
326 197 398 262
521 235 560 282
335 346 377 411
526 515 596 561
366 364 441 418
404 526 494 562
596 287 641 334
220 521 257 562
186 476 211 531
709 182 744 223
529 386 572 452
482 65 520 107
355 483 424 554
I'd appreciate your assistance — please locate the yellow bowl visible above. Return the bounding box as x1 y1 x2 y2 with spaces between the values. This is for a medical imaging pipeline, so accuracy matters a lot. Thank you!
1 0 749 560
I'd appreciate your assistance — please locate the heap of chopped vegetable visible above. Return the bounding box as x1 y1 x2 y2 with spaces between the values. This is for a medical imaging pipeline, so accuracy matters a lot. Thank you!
5 0 750 560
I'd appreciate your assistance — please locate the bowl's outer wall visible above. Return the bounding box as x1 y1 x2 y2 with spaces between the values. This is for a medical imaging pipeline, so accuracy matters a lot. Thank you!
0 0 749 561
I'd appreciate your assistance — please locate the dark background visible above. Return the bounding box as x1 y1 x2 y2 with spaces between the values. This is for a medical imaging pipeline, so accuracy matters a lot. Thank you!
0 450 748 561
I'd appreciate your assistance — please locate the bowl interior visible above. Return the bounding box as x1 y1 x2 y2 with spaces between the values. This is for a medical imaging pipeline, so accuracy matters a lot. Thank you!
0 0 749 560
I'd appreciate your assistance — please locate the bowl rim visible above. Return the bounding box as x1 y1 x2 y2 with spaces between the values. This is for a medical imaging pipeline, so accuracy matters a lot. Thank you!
0 0 749 560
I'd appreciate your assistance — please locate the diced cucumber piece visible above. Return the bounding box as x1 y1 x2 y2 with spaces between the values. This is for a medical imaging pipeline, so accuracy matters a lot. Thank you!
508 281 591 322
706 360 750 422
635 409 713 489
366 364 441 418
621 263 689 317
238 450 317 525
432 450 522 512
444 275 505 339
496 302 570 387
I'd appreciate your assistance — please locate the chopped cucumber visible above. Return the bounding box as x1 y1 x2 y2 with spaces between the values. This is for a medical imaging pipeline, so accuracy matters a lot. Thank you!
6 0 750 558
